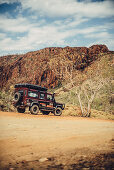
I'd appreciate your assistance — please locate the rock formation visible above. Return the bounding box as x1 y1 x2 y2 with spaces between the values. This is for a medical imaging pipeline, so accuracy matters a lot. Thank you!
0 44 110 90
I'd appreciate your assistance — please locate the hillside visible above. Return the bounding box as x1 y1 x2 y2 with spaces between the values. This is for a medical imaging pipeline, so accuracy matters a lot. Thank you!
0 44 113 117
0 44 110 90
54 52 114 116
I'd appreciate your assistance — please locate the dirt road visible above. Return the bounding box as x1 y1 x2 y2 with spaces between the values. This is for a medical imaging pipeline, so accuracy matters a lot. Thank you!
0 111 114 169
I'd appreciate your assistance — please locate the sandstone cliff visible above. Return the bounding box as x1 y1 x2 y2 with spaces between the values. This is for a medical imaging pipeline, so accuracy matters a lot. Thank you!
0 44 110 90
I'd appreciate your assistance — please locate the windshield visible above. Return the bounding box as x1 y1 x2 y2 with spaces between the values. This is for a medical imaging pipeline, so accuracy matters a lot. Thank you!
47 94 53 101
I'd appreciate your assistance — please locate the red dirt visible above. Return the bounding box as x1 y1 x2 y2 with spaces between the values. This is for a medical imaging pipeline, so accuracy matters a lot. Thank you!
0 111 114 169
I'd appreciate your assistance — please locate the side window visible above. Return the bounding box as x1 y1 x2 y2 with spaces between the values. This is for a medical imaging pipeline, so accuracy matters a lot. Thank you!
47 94 52 101
40 93 45 99
18 90 23 94
28 91 38 98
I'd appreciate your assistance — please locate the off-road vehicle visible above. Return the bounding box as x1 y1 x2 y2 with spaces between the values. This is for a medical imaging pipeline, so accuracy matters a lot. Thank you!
13 84 65 116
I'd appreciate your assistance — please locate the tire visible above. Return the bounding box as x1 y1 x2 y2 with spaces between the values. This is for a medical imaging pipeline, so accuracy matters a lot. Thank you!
17 107 25 113
30 105 39 115
41 111 50 115
54 107 62 116
14 92 21 102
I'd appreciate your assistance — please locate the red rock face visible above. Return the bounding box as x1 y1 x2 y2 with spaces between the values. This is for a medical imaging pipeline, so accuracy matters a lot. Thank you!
0 45 110 90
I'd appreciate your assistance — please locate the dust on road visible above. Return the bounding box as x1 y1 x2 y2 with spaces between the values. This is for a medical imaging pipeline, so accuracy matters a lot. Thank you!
0 111 114 169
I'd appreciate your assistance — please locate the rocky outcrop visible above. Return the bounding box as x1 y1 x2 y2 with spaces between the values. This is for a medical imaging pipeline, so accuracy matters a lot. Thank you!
0 44 110 90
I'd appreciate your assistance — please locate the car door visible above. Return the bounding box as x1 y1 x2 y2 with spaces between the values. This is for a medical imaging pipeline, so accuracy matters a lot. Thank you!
39 92 47 109
46 94 54 110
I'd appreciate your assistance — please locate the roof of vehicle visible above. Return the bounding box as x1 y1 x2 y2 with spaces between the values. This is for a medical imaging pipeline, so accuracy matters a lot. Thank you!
14 84 47 92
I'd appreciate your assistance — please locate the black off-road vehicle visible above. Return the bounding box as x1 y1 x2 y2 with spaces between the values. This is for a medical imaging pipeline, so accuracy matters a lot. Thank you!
13 84 65 116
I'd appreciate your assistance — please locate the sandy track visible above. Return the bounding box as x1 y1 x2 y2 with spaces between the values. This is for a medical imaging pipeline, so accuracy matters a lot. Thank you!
0 111 114 169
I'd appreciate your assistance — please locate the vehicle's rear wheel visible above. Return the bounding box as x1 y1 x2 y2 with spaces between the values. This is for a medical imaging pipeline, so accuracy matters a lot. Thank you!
54 107 62 116
30 105 39 115
14 92 21 102
17 107 25 113
41 111 50 115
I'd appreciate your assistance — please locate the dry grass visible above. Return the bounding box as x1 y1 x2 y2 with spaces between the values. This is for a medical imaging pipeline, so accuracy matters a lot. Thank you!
62 104 114 120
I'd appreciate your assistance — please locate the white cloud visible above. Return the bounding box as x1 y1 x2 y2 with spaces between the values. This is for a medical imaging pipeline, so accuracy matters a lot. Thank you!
0 23 70 53
85 32 110 39
0 10 89 54
0 13 114 55
0 0 114 55
1 0 113 19
0 0 18 4
0 19 113 54
53 17 89 30
0 15 33 33
20 0 114 18
0 33 6 39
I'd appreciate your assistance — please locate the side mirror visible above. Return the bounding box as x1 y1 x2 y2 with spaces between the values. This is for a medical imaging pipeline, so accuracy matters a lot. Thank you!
52 93 55 101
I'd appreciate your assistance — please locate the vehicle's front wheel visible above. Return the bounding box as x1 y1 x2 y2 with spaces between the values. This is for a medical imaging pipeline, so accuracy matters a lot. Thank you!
54 107 62 116
17 107 25 113
30 105 39 115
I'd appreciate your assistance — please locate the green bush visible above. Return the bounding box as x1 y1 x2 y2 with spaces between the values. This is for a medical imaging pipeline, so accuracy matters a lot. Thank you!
0 89 15 112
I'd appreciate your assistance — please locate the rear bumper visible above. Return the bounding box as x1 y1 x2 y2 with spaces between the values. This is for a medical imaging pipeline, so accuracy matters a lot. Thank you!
13 101 26 108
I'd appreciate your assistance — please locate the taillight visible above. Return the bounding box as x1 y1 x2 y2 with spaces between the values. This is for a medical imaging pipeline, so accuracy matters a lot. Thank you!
24 100 27 104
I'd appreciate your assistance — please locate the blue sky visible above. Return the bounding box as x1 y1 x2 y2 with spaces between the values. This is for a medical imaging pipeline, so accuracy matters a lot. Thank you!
0 0 114 56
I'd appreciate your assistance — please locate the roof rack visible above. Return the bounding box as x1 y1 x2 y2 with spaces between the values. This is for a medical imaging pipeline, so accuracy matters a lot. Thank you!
14 84 47 92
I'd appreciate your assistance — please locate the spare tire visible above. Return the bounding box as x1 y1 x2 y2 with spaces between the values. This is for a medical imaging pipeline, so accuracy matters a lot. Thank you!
14 92 21 103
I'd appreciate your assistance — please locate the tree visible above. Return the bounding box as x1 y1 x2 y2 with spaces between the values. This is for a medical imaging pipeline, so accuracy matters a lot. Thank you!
75 77 109 117
49 55 110 117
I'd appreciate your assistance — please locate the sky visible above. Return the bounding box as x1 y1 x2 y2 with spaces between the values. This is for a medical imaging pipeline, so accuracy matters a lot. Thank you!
0 0 114 56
